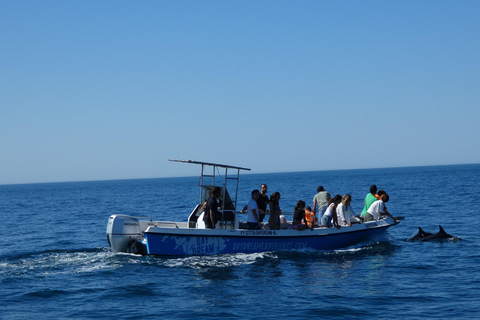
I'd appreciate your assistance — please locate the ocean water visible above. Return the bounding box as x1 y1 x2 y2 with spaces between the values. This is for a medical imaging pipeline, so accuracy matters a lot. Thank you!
1 164 479 319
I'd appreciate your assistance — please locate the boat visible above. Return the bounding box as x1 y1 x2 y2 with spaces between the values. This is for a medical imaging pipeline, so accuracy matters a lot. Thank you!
106 159 399 256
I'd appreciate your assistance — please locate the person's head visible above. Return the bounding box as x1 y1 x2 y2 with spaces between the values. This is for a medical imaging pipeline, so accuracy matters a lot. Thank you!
260 184 268 195
342 194 352 205
381 194 389 203
378 189 386 197
212 186 221 197
306 206 312 212
252 189 260 200
270 191 280 203
317 186 325 192
329 194 342 205
369 185 377 195
295 200 306 210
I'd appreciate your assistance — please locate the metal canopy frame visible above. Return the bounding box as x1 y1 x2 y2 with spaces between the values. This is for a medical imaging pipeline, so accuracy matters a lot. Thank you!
168 159 251 224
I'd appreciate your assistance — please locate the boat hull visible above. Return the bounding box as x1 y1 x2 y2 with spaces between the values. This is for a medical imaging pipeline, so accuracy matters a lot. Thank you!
143 218 398 256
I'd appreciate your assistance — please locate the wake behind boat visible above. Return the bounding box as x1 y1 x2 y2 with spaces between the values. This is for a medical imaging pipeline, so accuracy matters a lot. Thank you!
106 159 399 256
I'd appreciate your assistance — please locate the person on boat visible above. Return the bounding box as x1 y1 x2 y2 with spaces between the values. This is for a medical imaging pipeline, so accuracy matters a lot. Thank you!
304 206 316 229
292 200 308 231
336 194 360 227
241 183 269 222
365 194 394 221
360 185 379 220
257 184 270 222
246 189 262 230
268 192 281 230
313 186 331 220
321 195 342 228
377 189 385 199
203 186 222 229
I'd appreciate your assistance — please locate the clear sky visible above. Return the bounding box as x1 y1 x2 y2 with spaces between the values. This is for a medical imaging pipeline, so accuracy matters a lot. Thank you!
1 1 479 184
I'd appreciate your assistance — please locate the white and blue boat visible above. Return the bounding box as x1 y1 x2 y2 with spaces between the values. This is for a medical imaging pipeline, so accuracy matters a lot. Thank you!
106 159 399 256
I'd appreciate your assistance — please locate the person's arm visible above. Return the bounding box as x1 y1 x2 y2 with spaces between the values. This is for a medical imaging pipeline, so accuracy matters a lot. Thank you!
313 198 317 216
210 209 216 229
349 205 360 219
252 208 261 227
240 205 248 213
337 205 348 226
380 207 394 220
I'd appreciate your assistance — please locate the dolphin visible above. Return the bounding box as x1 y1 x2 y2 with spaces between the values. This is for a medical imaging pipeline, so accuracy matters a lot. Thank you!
406 227 434 241
421 225 454 242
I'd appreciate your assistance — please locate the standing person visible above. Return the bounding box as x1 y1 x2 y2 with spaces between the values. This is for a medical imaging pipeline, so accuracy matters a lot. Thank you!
203 186 221 229
360 185 379 219
321 195 342 228
313 186 331 220
257 184 269 222
365 194 394 221
268 192 281 230
247 189 262 230
241 183 269 222
336 194 359 227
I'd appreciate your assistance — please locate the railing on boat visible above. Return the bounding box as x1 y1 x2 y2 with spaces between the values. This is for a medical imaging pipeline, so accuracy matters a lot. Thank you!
169 159 251 227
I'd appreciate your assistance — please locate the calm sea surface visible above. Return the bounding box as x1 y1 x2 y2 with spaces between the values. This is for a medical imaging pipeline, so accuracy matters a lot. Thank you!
1 164 479 319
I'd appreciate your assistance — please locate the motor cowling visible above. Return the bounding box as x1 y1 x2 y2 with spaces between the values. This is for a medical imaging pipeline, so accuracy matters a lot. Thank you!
106 215 143 253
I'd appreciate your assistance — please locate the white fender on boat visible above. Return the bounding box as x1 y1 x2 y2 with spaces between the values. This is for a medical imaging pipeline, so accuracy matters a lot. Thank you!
196 212 206 229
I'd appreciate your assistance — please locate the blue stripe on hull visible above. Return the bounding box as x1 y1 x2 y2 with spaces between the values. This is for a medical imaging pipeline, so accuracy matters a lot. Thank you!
144 227 389 256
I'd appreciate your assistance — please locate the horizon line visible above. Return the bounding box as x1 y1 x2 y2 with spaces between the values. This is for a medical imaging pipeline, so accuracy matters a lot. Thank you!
1 162 478 187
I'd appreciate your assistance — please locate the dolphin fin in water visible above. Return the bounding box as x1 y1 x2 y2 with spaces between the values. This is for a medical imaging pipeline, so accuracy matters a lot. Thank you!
421 225 455 242
406 227 433 241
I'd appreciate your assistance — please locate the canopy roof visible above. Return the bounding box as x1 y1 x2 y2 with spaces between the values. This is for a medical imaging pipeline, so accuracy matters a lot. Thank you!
168 159 251 171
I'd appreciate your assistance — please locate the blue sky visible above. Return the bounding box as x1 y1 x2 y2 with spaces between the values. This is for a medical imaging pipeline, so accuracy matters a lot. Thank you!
1 1 479 184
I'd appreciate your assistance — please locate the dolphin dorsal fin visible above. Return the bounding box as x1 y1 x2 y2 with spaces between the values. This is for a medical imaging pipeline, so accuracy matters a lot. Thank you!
418 227 429 236
439 225 446 234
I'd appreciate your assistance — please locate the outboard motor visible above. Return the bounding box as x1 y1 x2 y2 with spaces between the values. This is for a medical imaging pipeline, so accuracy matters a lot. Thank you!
106 215 143 253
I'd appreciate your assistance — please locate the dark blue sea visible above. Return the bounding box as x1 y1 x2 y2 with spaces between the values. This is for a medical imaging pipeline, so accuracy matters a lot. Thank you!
1 164 479 319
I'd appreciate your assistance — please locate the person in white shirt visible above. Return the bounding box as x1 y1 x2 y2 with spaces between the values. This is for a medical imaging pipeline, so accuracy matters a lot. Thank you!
246 189 262 230
321 195 342 228
336 194 360 226
366 194 393 221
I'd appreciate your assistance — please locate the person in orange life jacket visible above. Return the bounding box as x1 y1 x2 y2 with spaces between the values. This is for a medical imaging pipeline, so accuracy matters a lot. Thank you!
376 189 386 200
304 206 316 229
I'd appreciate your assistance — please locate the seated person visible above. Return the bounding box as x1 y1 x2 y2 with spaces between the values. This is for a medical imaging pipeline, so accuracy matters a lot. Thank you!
304 206 315 228
336 194 360 226
321 195 342 228
292 200 307 231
